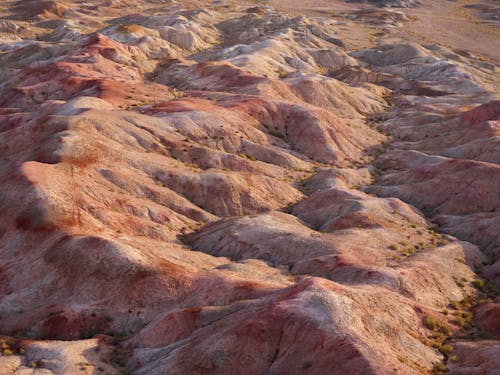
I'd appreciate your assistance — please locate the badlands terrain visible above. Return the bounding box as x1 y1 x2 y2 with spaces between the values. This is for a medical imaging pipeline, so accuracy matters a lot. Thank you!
0 0 499 374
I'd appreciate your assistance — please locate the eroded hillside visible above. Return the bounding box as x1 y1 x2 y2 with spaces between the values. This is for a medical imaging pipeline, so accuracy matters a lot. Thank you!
0 0 498 374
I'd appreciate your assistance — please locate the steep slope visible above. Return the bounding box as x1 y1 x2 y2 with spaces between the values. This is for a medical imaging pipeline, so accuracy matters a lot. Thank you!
0 0 498 374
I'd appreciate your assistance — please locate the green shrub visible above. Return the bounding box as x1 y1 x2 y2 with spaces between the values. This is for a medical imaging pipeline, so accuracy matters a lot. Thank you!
423 315 439 331
431 362 448 375
472 279 485 291
439 344 454 354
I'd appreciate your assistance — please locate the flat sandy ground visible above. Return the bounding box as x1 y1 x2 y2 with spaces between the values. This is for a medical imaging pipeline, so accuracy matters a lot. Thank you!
271 0 500 63
404 0 500 63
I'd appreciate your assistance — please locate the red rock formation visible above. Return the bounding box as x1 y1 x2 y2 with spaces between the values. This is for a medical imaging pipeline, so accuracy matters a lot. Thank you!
0 0 498 374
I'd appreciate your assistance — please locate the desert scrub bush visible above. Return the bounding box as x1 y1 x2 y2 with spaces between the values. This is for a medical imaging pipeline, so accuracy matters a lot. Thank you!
431 362 448 375
1 337 23 356
154 177 165 187
458 311 473 321
433 342 454 355
241 153 256 161
423 315 439 331
471 279 485 291
171 88 184 99
1 340 13 356
276 68 290 79
449 295 475 311
452 311 473 328
452 276 465 288
401 247 415 257
423 315 451 336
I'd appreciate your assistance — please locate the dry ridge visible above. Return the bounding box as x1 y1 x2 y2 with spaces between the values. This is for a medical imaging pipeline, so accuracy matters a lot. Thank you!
0 0 498 374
